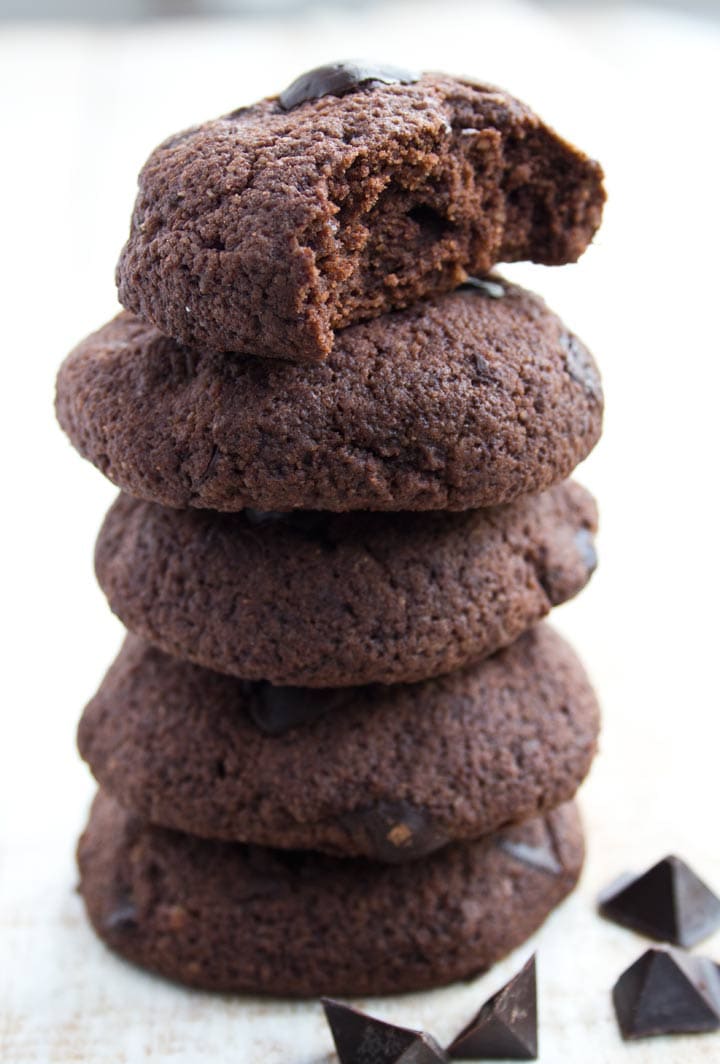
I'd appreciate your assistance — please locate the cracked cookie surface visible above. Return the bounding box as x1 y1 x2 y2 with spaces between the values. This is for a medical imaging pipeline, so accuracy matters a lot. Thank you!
78 626 599 861
56 279 603 514
78 790 584 995
94 481 597 686
116 70 604 362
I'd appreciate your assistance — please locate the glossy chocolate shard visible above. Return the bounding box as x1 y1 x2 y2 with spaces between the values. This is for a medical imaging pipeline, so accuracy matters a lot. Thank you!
560 332 603 402
458 277 506 299
103 898 138 932
599 855 720 947
447 955 538 1060
496 824 563 876
574 527 598 574
322 999 449 1063
279 61 419 110
612 948 720 1040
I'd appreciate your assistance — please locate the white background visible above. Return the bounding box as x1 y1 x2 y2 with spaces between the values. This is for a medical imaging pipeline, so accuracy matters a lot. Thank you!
1 2 720 1061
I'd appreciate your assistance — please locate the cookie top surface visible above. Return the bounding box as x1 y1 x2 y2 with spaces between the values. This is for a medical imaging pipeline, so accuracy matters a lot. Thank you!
78 625 599 861
116 69 604 362
78 791 584 995
56 279 603 513
95 481 598 687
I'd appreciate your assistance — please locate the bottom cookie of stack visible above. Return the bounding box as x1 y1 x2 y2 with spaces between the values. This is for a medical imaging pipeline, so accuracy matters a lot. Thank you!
78 792 584 997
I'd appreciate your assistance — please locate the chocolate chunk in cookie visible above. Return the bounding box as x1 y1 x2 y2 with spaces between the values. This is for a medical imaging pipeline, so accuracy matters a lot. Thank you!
279 61 419 110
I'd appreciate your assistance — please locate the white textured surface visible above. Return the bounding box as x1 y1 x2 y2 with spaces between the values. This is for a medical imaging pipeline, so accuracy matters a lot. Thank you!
1 2 720 1061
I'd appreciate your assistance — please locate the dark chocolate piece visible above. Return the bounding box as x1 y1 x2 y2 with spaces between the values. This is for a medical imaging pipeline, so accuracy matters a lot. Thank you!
612 948 720 1040
247 683 351 735
322 999 449 1063
448 955 538 1060
599 855 720 947
339 801 451 863
103 898 138 932
279 61 419 110
561 332 602 401
574 527 598 574
242 508 287 525
243 508 330 535
496 832 562 876
459 277 506 298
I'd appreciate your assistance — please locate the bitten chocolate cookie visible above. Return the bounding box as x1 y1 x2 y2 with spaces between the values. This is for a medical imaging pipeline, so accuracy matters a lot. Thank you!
78 626 599 861
116 67 604 362
56 280 603 513
78 791 584 996
94 481 597 687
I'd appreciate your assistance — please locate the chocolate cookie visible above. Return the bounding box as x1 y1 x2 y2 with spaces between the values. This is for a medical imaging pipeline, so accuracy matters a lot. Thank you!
78 626 599 860
94 481 597 687
78 791 584 996
116 68 604 362
55 281 603 513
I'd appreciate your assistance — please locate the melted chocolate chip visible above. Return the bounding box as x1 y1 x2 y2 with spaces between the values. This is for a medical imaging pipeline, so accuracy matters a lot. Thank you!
279 61 419 111
242 508 332 537
561 332 602 401
459 277 506 298
341 801 449 863
243 508 290 525
247 683 351 735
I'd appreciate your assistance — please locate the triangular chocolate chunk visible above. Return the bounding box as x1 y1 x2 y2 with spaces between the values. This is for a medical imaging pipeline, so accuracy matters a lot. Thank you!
496 836 562 876
447 955 537 1060
322 999 449 1064
599 855 720 947
612 948 720 1039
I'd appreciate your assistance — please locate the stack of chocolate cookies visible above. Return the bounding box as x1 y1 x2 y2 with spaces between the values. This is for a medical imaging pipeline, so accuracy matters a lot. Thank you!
56 63 605 997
